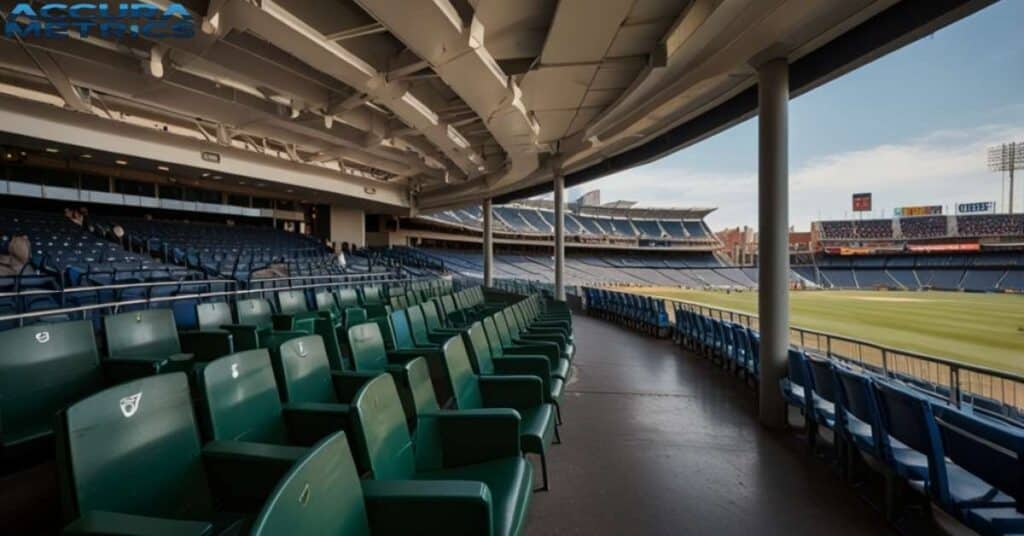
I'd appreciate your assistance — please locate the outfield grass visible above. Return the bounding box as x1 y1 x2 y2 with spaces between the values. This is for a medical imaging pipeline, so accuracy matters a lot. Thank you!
626 287 1024 376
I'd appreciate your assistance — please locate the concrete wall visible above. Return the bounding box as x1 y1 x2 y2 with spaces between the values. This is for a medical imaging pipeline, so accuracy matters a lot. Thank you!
330 206 365 248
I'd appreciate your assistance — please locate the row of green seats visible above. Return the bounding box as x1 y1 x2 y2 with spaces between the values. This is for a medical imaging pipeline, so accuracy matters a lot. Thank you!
0 280 450 471
57 318 550 534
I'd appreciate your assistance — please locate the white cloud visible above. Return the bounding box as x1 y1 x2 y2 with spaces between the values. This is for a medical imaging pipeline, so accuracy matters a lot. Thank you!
587 123 1024 231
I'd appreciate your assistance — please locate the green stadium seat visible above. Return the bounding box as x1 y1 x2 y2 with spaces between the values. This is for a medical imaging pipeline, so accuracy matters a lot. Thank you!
351 375 533 535
0 321 105 464
313 289 341 324
102 309 196 381
502 308 572 358
57 373 302 534
486 315 570 382
348 322 442 424
388 310 453 405
274 290 319 333
231 298 307 351
264 335 378 404
252 430 498 535
334 288 360 310
197 349 356 450
441 336 556 491
465 321 564 426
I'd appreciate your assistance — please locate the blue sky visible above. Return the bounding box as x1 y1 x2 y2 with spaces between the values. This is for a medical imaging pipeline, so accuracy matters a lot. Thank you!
577 0 1024 231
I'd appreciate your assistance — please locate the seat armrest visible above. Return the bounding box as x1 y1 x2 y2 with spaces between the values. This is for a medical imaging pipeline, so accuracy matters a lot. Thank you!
202 440 307 512
503 343 560 364
281 402 352 446
101 356 169 383
179 330 233 362
415 409 521 469
219 324 264 351
64 510 212 536
362 480 491 535
386 349 430 364
331 370 381 401
492 356 552 384
479 376 545 410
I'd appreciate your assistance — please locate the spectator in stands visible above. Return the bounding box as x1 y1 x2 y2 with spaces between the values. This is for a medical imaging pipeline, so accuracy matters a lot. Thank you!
112 224 126 247
0 235 30 275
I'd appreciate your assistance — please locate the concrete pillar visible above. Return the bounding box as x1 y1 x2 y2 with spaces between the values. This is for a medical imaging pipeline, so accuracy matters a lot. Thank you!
554 174 566 301
757 58 790 429
483 198 494 287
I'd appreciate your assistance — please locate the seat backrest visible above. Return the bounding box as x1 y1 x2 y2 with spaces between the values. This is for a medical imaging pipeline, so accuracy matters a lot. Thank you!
441 336 483 410
352 375 416 480
236 298 273 327
277 290 309 315
421 301 444 331
344 307 368 328
57 373 214 521
481 316 506 358
807 358 837 403
196 301 233 330
0 320 103 447
873 380 945 461
360 286 382 306
440 295 458 317
493 312 516 346
251 431 370 536
314 291 337 313
388 310 417 349
833 366 883 449
405 357 440 417
406 306 433 346
933 405 1024 509
270 335 337 404
347 322 389 372
199 349 286 443
502 309 522 335
335 288 359 309
786 348 808 387
462 322 494 375
103 308 181 358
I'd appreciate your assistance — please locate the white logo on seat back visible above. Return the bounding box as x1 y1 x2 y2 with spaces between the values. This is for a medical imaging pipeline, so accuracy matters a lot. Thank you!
231 363 240 379
119 392 142 418
35 331 50 343
297 341 307 357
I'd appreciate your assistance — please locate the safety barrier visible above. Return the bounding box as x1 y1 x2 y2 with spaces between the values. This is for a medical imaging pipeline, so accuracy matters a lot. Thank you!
582 286 1024 423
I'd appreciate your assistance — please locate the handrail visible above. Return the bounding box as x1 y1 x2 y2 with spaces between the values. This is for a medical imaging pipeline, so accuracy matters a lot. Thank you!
0 276 431 323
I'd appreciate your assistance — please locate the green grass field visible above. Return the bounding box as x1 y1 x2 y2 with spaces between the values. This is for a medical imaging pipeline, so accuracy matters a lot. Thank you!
627 288 1024 376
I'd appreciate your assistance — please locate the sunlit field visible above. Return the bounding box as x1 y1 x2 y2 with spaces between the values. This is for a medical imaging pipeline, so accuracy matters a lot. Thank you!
625 287 1024 376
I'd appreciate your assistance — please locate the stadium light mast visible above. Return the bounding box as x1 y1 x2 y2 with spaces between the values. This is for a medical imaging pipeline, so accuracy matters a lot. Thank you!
988 142 1024 214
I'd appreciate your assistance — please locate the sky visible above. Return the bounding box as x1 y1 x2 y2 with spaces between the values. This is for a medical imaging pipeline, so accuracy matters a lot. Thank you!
571 0 1024 232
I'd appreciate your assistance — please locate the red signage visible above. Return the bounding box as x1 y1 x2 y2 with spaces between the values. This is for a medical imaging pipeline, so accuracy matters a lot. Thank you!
852 193 872 212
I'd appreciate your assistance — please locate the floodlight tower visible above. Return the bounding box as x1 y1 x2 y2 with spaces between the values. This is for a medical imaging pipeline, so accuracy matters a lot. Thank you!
989 142 1024 214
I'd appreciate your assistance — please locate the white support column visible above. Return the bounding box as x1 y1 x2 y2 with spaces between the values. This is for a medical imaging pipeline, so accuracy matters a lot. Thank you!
757 58 790 429
554 174 566 300
483 198 494 287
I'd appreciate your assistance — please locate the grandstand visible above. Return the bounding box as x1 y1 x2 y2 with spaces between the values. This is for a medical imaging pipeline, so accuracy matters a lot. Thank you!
0 1 1018 535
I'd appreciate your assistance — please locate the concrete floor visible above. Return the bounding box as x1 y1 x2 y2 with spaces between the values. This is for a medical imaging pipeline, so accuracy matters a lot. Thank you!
525 314 893 535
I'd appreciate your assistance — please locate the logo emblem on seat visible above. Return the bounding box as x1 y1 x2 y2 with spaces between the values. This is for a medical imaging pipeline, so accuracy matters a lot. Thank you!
119 392 142 418
231 363 240 379
35 331 50 343
135 313 142 322
299 483 311 506
297 341 308 357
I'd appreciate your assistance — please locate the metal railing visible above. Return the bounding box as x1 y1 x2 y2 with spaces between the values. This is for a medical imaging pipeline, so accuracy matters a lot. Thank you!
642 292 1024 414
